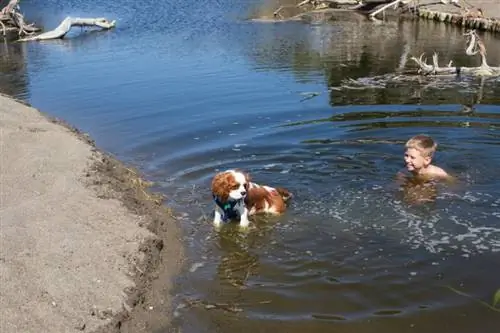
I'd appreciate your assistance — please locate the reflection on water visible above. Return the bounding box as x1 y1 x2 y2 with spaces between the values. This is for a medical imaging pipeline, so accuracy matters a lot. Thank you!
0 41 29 98
2 0 500 332
245 10 500 106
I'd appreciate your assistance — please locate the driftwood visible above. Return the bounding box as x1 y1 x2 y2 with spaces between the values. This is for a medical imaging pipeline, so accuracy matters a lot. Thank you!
270 0 418 22
0 0 115 41
273 0 360 20
0 0 40 37
370 0 463 19
369 0 406 19
18 17 116 42
409 30 500 76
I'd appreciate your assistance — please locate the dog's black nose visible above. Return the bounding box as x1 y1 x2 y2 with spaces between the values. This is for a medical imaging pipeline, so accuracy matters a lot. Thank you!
240 191 246 196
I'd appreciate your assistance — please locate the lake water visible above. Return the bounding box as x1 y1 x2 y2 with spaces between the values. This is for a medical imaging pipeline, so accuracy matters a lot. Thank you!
2 0 500 332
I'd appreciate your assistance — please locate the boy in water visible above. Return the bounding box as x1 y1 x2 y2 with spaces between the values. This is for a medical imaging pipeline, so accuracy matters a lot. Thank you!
398 135 452 204
403 134 449 180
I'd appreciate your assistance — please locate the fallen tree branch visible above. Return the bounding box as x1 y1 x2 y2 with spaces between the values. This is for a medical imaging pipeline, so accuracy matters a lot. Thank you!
1 0 19 15
1 0 41 37
0 19 6 36
409 29 500 76
369 0 405 19
273 0 359 19
410 52 500 76
18 17 116 41
1 1 115 41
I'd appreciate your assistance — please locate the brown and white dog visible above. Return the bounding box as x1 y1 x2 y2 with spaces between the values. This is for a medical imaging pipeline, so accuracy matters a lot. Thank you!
211 169 292 228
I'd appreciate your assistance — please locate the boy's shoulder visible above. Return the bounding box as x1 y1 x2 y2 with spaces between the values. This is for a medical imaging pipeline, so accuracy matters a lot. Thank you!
427 165 454 182
428 165 448 176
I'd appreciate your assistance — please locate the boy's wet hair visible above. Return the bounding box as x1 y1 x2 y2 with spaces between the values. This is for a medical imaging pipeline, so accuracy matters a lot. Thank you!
405 134 437 157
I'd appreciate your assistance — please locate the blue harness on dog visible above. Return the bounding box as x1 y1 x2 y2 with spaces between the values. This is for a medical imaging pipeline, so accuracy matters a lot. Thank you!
213 195 243 223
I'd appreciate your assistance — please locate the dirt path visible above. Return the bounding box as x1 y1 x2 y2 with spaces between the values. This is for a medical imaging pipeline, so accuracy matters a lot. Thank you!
0 94 183 333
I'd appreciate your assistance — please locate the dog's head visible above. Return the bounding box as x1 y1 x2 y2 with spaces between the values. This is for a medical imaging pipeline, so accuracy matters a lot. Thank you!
211 169 250 203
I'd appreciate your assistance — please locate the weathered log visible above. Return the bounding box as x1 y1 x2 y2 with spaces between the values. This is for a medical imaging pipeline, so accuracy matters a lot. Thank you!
18 17 116 42
410 53 500 76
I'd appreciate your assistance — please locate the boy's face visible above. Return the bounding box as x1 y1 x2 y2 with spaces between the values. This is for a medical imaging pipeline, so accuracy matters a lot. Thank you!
404 148 431 174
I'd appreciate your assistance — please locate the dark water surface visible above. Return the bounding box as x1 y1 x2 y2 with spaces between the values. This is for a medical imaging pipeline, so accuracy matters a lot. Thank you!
2 0 500 332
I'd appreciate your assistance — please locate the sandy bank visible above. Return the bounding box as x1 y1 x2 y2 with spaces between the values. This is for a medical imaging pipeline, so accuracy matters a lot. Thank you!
0 94 183 333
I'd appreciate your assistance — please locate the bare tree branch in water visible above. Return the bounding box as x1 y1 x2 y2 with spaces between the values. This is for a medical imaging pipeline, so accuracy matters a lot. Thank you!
410 30 500 76
0 0 115 41
272 0 361 20
271 0 439 22
368 0 406 19
18 17 116 42
0 0 40 37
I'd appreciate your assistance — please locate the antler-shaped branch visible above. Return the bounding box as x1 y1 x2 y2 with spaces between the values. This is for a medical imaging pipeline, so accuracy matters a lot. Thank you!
463 29 490 71
464 29 479 55
410 53 435 74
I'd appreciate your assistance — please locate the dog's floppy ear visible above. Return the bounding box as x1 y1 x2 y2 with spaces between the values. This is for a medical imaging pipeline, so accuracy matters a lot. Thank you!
212 172 231 202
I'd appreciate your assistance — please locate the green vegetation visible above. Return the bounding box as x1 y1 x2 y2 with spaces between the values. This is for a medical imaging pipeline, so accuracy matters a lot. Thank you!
494 289 500 308
445 286 500 313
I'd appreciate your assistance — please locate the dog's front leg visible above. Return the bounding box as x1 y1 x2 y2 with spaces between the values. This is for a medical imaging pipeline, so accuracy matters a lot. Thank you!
213 207 223 229
238 205 250 229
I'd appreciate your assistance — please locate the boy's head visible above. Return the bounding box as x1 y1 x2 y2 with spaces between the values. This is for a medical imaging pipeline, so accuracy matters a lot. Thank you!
404 135 437 174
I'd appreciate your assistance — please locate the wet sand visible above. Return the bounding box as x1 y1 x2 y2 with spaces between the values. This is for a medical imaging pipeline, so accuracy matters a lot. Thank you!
0 94 183 333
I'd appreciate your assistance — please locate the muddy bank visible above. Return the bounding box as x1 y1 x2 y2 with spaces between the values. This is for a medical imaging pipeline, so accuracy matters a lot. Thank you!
0 94 183 333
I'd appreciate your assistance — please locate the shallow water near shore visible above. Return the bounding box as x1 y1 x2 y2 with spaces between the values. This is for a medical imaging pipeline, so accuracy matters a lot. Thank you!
2 0 500 332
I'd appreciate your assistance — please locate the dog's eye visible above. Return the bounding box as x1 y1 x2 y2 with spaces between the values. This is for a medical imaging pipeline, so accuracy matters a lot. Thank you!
231 184 240 190
243 183 248 190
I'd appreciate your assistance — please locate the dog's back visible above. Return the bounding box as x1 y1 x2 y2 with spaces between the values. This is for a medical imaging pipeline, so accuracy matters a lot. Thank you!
245 182 291 215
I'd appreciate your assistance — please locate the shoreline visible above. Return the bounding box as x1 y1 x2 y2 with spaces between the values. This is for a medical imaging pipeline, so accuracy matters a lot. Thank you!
0 94 184 333
411 0 500 33
255 0 500 34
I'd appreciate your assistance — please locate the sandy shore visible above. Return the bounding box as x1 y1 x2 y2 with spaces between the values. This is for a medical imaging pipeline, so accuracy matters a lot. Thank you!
0 94 183 332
